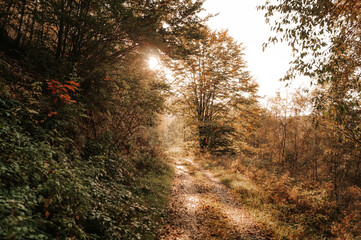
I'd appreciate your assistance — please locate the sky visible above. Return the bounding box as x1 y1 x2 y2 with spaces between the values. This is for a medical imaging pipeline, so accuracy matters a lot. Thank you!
202 0 309 104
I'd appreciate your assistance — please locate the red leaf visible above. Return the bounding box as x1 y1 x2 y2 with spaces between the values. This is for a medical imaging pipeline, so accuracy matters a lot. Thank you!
66 80 80 87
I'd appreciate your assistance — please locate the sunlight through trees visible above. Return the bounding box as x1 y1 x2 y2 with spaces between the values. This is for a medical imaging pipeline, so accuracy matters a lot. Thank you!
0 0 360 239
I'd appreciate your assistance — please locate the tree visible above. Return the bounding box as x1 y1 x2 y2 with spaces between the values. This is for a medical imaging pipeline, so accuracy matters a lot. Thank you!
259 0 361 203
0 0 209 152
258 0 361 145
110 52 168 150
171 29 259 153
0 0 207 87
0 1 210 238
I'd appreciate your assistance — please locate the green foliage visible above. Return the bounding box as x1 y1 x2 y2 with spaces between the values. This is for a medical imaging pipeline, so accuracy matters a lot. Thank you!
0 0 206 64
0 16 177 240
0 0 207 238
198 122 235 155
0 93 173 239
0 96 87 239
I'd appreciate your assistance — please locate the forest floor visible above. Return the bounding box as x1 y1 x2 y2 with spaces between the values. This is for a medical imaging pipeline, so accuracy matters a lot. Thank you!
160 151 271 240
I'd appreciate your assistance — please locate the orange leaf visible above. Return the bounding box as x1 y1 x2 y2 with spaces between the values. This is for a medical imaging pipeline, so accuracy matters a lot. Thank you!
66 80 80 87
45 211 50 219
64 84 73 90
48 111 58 117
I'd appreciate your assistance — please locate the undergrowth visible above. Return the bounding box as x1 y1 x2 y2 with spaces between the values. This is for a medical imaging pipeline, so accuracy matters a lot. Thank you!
197 155 361 240
0 53 173 239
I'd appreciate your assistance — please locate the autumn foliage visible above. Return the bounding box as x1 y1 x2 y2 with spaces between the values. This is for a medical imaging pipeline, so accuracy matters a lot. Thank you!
46 79 79 104
0 0 206 239
0 0 360 239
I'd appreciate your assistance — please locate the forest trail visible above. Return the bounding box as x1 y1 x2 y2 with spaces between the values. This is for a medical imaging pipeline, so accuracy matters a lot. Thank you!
160 152 270 240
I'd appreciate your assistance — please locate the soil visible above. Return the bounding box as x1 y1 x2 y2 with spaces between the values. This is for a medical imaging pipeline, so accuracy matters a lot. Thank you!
160 154 271 240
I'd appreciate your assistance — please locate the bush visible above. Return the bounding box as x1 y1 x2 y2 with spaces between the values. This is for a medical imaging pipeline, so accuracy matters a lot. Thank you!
0 92 171 239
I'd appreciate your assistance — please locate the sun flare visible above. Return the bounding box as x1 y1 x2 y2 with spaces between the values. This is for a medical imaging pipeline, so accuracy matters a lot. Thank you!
148 56 160 70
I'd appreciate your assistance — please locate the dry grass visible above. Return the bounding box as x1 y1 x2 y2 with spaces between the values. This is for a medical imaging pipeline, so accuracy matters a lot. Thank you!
197 156 339 240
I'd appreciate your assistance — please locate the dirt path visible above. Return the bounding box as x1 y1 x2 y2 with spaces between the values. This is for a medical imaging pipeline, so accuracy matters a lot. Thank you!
160 155 270 240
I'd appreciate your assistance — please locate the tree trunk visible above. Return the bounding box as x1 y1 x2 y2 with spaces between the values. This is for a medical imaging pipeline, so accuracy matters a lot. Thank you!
16 0 26 47
55 0 65 59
